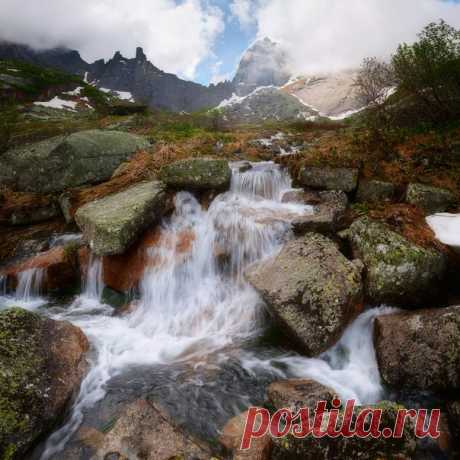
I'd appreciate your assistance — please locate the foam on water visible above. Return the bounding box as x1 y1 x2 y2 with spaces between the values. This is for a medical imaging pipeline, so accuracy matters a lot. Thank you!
40 161 391 457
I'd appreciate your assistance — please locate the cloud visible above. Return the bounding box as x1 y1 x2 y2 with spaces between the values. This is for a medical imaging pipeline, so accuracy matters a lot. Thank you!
209 60 232 84
251 0 460 75
0 0 224 79
229 0 256 29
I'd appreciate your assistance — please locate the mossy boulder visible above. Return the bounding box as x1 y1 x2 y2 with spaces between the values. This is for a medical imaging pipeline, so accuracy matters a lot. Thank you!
347 217 447 307
0 130 150 193
159 158 231 192
406 183 455 214
356 180 396 203
75 181 168 256
374 306 460 391
245 233 363 357
0 308 88 459
298 167 359 193
271 401 416 459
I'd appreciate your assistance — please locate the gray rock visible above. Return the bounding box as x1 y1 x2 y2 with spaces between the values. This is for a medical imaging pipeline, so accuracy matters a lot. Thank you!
298 167 359 192
75 181 168 256
0 307 88 458
160 158 231 192
356 180 396 203
246 233 363 357
271 401 416 460
267 379 336 413
292 190 348 234
374 306 460 391
406 183 455 214
347 217 447 307
0 130 150 193
9 200 60 225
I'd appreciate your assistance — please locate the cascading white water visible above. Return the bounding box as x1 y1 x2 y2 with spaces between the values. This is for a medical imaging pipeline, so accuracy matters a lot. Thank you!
83 255 104 301
40 161 392 458
0 268 46 310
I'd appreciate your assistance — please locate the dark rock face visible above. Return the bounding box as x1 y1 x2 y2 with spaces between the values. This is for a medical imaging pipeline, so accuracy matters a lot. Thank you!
0 41 89 76
406 183 456 214
374 306 460 391
347 217 447 307
0 130 150 193
0 308 88 459
298 167 359 193
89 47 234 112
246 233 363 357
271 401 416 460
160 158 231 192
267 379 336 413
233 38 291 96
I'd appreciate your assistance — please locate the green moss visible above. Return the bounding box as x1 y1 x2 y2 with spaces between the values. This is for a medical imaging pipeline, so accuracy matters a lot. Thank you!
0 308 46 458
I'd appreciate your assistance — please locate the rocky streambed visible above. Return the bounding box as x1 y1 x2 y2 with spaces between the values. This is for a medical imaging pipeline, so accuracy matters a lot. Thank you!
0 149 459 459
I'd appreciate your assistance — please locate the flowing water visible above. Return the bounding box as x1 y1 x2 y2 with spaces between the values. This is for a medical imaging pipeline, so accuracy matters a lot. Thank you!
0 161 396 458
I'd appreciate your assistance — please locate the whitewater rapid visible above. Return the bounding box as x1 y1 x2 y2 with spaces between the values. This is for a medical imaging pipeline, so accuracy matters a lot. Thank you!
0 161 394 458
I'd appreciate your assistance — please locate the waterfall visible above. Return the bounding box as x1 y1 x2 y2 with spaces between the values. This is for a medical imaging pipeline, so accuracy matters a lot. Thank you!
41 161 392 458
83 254 104 301
0 268 46 310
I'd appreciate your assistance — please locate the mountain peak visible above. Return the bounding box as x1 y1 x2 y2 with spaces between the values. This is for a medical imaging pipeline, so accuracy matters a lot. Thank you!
136 47 146 61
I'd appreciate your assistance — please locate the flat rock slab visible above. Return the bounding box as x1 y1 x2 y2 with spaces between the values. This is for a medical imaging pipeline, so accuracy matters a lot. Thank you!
374 306 460 391
246 233 363 357
356 180 396 203
298 167 359 192
0 130 150 193
75 181 168 256
159 158 231 191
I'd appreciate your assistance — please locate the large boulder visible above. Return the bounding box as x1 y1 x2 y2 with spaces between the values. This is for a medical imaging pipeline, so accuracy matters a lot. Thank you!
406 183 455 214
0 130 150 193
159 158 231 192
271 401 416 460
75 181 168 256
298 167 359 193
267 379 336 413
356 180 396 203
346 217 447 307
246 233 363 357
220 410 272 460
77 399 212 460
290 190 348 234
0 308 88 459
374 306 460 391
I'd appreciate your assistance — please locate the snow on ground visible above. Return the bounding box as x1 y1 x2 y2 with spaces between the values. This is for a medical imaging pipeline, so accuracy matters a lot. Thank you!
34 96 77 111
64 87 83 96
329 107 366 121
426 213 460 252
99 88 134 102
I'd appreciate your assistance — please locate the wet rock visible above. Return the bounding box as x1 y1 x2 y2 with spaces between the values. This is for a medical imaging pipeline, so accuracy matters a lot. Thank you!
246 233 363 357
374 306 460 391
298 167 359 193
75 181 168 256
0 244 81 293
406 183 455 214
0 308 88 459
79 399 212 460
102 227 195 293
160 158 231 192
292 190 348 234
347 217 447 307
220 410 272 460
0 130 150 193
271 401 416 460
356 180 396 203
8 199 60 226
267 379 336 413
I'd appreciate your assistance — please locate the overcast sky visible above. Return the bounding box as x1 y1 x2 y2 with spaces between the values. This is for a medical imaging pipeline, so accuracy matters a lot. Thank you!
1 0 460 84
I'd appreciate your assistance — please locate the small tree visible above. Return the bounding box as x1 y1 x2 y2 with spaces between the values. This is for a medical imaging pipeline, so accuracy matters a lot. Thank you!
392 20 460 124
